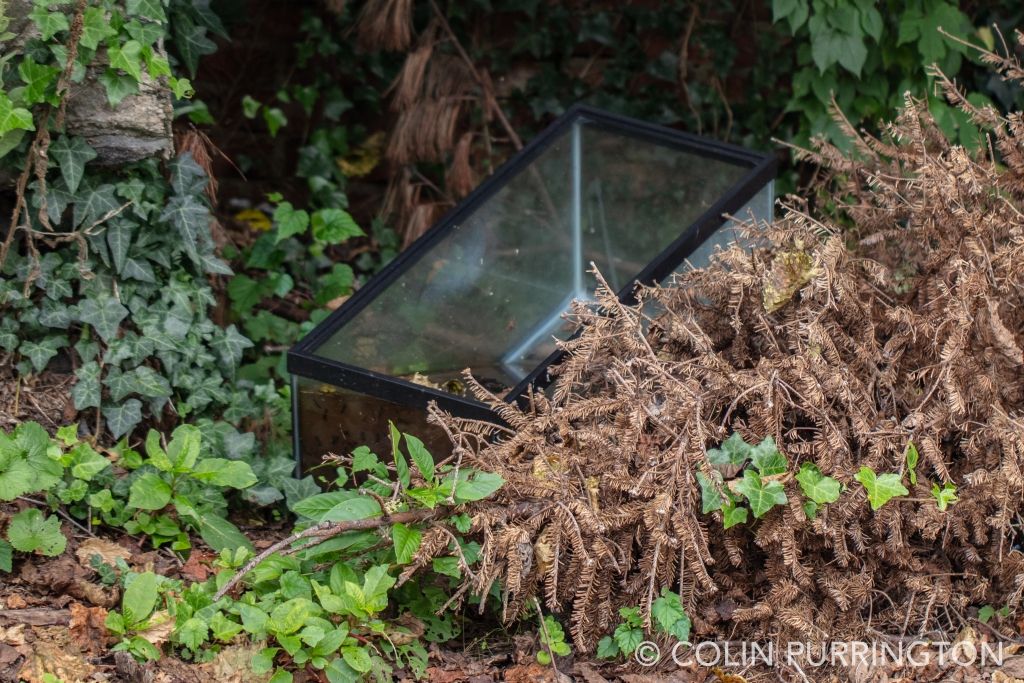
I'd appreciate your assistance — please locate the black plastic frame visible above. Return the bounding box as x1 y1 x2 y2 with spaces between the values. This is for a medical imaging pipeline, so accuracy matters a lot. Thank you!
289 104 777 458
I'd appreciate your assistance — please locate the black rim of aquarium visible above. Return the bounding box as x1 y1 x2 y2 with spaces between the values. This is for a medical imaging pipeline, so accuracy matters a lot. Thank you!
288 104 778 426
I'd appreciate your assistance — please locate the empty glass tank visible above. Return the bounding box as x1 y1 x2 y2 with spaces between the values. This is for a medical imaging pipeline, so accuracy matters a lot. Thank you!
289 105 776 472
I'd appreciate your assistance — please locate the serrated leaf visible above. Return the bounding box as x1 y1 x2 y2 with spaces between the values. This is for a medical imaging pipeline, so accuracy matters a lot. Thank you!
311 208 363 244
102 399 142 439
49 136 97 195
177 616 207 651
854 466 908 511
795 462 841 505
272 202 309 242
7 508 66 556
735 470 788 518
652 588 691 640
612 624 643 655
391 523 421 564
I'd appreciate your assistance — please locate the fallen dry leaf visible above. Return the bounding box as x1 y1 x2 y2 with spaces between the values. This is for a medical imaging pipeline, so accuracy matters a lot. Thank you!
68 602 108 655
18 633 93 683
136 609 174 646
5 594 28 609
0 624 26 646
203 641 273 683
75 537 133 569
180 549 214 582
993 672 1024 683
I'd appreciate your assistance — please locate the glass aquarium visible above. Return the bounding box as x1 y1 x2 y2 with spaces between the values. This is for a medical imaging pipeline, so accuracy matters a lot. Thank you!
289 105 777 472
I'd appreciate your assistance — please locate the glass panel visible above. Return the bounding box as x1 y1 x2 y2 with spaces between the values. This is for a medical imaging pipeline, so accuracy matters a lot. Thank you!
294 377 449 472
309 116 757 394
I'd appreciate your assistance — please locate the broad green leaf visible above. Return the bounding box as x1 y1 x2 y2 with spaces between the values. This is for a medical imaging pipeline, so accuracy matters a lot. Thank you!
391 523 421 564
404 433 434 482
269 597 317 636
263 107 287 137
77 294 128 342
931 482 958 511
159 193 211 268
311 208 363 244
211 325 252 366
292 490 360 521
596 635 620 659
651 588 691 641
612 624 643 655
190 458 257 488
341 645 372 673
7 508 66 556
128 472 172 510
69 443 110 481
122 571 160 625
735 470 787 518
177 617 208 650
453 470 504 502
106 220 133 274
696 470 726 513
321 496 381 523
0 92 34 136
795 463 841 505
20 340 60 372
49 136 97 194
99 69 139 107
854 466 908 511
749 436 786 476
197 515 253 552
273 202 308 242
103 399 143 439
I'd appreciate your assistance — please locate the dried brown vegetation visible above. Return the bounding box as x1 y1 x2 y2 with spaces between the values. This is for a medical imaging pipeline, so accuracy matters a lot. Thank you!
418 42 1024 657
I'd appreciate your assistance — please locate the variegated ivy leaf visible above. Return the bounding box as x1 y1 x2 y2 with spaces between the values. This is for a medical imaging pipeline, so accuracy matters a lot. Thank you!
104 399 143 439
211 325 253 366
77 294 128 342
159 193 210 268
105 220 134 274
20 336 66 372
105 366 172 402
49 135 97 195
72 361 102 411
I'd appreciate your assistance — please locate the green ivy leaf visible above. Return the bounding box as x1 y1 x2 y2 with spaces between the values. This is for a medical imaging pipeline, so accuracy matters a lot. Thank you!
749 436 786 476
315 264 354 305
173 18 216 77
735 470 787 518
795 462 841 505
707 432 749 475
263 107 287 137
0 92 34 136
7 508 66 556
30 4 69 40
108 39 144 82
80 6 116 50
854 466 908 511
105 220 133 274
128 472 172 510
77 294 128 342
159 193 211 268
311 208 363 244
722 500 749 529
103 399 143 439
73 183 119 228
126 0 167 23
391 523 422 564
20 338 61 372
696 470 726 513
211 325 253 367
18 57 61 105
99 69 139 107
